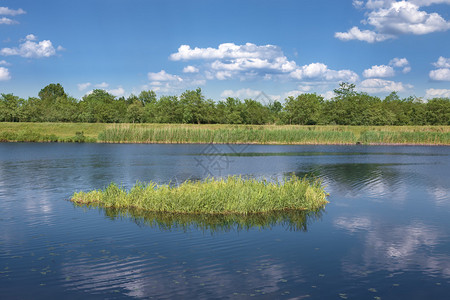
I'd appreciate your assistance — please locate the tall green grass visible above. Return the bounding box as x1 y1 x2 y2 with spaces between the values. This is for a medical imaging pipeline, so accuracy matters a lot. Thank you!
71 175 328 214
98 126 357 144
0 130 96 143
1 123 448 145
360 131 450 145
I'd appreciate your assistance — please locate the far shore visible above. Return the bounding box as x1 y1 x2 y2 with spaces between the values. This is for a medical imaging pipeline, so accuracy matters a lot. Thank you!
0 123 449 146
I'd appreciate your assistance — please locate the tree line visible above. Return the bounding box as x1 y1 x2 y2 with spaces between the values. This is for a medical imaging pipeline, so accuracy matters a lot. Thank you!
0 83 448 125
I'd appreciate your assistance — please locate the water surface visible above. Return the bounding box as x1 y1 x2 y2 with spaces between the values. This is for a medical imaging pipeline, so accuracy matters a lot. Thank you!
0 143 449 299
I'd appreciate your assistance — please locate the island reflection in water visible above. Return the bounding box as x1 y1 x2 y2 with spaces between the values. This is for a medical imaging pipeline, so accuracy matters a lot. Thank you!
78 206 325 233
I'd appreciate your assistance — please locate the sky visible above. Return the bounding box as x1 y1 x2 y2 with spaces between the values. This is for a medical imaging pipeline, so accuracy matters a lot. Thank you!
0 0 449 101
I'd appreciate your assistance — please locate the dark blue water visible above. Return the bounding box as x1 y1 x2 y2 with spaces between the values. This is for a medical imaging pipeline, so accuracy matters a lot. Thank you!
0 143 449 299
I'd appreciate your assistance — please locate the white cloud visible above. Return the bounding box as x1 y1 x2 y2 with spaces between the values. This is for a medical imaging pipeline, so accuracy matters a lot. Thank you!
363 65 395 77
0 60 10 66
0 17 17 25
182 65 199 73
353 0 365 8
336 1 450 42
433 56 450 68
368 2 450 35
25 34 37 41
429 68 450 81
290 62 359 82
0 35 62 58
220 88 263 99
335 26 392 43
95 82 109 88
148 70 183 82
389 57 411 73
390 57 409 67
170 43 298 80
107 87 125 97
77 82 91 91
360 78 413 93
170 43 284 61
0 7 26 16
0 67 11 81
425 88 450 98
429 57 450 81
170 43 360 85
220 88 280 102
322 91 336 100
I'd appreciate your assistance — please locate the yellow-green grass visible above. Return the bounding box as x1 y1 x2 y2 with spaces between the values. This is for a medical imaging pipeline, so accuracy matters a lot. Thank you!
95 206 324 232
0 122 449 145
71 176 328 215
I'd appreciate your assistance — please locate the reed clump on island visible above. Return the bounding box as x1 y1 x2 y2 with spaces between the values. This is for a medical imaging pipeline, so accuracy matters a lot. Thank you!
71 175 328 214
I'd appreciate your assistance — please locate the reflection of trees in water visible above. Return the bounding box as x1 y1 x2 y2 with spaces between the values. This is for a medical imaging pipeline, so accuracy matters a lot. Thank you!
95 207 324 233
291 163 409 197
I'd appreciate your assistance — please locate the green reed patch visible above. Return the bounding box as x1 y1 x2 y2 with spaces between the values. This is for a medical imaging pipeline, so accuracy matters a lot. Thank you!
71 176 328 214
97 126 357 144
360 131 450 145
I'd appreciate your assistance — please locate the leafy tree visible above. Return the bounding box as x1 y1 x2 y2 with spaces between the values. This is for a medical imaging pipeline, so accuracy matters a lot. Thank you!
283 93 324 125
0 93 23 122
180 88 207 124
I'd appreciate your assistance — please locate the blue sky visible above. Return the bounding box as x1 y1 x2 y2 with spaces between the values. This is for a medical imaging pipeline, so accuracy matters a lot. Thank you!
1 0 449 101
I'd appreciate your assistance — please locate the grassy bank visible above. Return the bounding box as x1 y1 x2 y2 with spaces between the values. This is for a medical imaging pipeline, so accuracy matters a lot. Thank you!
71 176 328 214
0 122 449 145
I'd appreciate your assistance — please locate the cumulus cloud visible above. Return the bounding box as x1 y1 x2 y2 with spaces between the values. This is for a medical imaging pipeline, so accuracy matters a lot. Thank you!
148 70 183 82
0 17 17 25
363 65 395 77
429 68 450 80
170 43 360 85
429 56 450 81
290 63 359 82
0 7 26 16
363 58 411 78
321 91 336 100
170 43 298 80
183 65 199 73
335 26 392 43
0 7 25 26
360 78 413 93
0 67 11 81
107 87 125 97
220 88 280 102
425 88 450 98
389 57 411 73
77 82 91 91
95 82 109 88
433 56 450 68
170 43 284 61
0 34 62 58
220 88 263 99
0 60 10 66
336 1 450 42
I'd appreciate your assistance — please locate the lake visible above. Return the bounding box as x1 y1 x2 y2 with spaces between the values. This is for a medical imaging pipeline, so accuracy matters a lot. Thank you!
0 143 449 299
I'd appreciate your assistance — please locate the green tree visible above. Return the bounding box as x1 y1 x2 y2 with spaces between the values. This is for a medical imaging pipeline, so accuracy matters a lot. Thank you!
283 93 324 125
180 88 208 124
0 93 23 122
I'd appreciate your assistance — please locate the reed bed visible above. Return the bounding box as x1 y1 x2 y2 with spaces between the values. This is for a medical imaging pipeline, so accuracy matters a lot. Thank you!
71 176 328 214
360 131 450 145
97 126 357 144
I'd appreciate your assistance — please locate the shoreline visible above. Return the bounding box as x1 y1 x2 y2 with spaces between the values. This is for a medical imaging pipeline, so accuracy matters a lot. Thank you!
1 123 448 146
1 140 449 146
